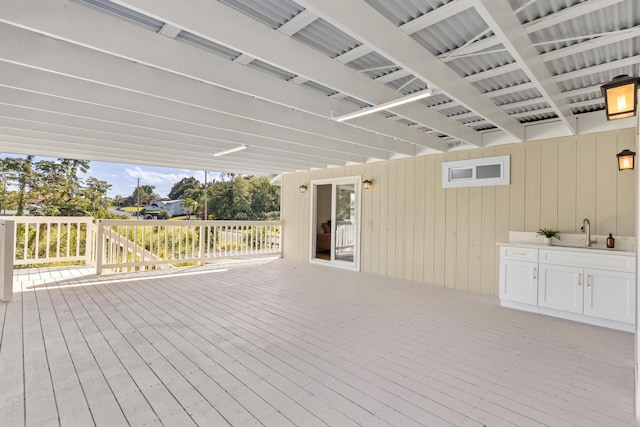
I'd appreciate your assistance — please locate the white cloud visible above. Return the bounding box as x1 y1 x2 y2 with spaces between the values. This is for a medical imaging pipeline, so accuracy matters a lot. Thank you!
125 167 198 186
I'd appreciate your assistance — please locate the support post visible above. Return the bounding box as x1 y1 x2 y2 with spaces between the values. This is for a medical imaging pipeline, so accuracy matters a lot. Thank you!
0 219 15 302
198 225 205 266
635 87 640 425
95 219 104 275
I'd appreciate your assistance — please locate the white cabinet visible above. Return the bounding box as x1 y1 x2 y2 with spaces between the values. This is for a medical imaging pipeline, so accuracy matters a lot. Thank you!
584 268 635 324
538 264 583 313
499 246 538 306
499 244 635 331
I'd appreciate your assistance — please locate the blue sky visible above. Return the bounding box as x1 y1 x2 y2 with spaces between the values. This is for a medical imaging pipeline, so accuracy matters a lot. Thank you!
1 154 219 199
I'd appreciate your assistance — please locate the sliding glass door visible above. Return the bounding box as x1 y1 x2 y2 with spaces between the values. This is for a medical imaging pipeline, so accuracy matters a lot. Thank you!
310 176 360 270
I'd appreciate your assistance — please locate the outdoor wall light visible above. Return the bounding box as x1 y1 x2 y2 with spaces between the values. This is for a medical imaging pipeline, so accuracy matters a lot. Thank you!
363 179 373 190
601 75 639 121
299 184 308 193
616 149 636 171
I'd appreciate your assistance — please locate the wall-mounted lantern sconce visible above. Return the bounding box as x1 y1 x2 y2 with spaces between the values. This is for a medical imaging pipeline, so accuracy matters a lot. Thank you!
363 179 373 190
601 75 639 121
299 184 308 193
616 149 636 171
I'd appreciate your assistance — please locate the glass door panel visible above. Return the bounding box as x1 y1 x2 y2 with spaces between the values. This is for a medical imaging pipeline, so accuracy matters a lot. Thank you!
310 177 360 270
334 183 356 264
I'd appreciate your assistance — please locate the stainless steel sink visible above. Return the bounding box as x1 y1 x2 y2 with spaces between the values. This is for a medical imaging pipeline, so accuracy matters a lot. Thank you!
554 245 627 252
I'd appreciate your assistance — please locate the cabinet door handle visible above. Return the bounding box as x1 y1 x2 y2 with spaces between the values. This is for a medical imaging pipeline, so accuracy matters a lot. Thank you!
578 272 582 286
532 267 537 280
587 274 591 287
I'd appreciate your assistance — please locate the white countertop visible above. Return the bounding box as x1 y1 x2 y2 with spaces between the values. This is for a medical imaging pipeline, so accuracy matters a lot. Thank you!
498 241 635 257
498 231 635 257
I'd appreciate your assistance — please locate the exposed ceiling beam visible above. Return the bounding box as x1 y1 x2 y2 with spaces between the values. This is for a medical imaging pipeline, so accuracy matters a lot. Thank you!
297 0 525 142
278 9 317 36
540 26 640 62
440 0 625 62
473 0 577 134
0 134 294 174
0 1 443 153
334 44 371 64
0 106 351 167
399 0 474 35
112 0 476 146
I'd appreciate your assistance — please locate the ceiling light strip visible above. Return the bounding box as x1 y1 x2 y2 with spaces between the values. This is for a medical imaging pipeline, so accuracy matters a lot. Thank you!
211 145 247 157
335 89 434 122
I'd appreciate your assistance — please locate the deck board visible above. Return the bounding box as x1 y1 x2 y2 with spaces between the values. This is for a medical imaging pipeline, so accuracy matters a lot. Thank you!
0 259 635 426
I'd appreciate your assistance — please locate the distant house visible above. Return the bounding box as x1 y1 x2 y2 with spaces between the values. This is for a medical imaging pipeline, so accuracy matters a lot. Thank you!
145 199 186 216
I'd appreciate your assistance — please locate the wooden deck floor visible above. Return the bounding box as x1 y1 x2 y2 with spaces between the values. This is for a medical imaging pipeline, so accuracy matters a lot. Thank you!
0 259 635 426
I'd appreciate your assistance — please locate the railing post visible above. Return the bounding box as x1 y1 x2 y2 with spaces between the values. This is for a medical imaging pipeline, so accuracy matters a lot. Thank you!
85 220 95 266
198 225 205 266
0 220 15 302
95 219 104 275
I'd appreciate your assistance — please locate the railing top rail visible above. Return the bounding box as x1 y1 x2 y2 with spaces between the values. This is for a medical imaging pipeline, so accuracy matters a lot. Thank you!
99 219 282 227
0 216 94 222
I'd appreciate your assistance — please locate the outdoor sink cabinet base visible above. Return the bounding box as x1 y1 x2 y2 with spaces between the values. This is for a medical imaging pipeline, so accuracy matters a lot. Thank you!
498 238 635 332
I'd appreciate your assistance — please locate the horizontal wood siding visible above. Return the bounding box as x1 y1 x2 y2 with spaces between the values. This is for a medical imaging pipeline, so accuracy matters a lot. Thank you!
281 129 637 295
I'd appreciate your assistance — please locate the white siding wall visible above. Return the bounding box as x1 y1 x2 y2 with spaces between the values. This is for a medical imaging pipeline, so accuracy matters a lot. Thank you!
281 129 637 295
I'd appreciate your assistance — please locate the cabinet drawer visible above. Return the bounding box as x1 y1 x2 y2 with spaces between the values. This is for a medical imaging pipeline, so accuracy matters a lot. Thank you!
500 246 538 262
539 249 635 273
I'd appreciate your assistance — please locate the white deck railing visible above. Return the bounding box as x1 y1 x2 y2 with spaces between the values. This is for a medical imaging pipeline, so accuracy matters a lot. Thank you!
95 219 282 274
0 219 14 302
0 216 95 267
0 216 281 275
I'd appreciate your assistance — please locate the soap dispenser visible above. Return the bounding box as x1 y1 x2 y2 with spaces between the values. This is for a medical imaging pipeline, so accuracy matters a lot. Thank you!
606 233 615 248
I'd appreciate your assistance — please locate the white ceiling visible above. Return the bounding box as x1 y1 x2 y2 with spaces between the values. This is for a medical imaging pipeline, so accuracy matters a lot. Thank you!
0 0 638 175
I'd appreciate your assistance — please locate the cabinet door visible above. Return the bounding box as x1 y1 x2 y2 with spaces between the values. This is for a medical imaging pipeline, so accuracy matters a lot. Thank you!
538 264 583 313
584 268 635 324
499 260 537 305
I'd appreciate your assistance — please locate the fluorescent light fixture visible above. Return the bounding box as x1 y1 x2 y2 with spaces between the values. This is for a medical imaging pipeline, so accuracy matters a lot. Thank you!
210 145 247 157
335 89 434 122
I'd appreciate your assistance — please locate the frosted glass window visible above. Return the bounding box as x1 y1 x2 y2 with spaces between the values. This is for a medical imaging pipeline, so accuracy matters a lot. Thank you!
450 168 472 180
477 164 501 179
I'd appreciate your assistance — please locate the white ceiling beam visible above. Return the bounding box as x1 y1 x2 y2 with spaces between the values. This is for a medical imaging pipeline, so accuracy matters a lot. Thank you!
278 10 317 36
0 121 326 171
441 0 625 62
464 61 521 82
375 69 411 84
0 135 295 175
0 81 394 162
540 26 640 62
484 82 538 98
334 44 372 64
232 53 254 65
525 0 624 34
473 0 577 134
289 75 308 85
0 26 414 158
399 0 474 34
158 22 181 38
552 56 639 82
113 0 477 145
297 0 525 142
0 106 353 167
0 3 442 153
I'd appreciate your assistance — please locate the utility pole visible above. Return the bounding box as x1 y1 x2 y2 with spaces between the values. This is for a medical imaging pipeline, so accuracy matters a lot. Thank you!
136 178 141 220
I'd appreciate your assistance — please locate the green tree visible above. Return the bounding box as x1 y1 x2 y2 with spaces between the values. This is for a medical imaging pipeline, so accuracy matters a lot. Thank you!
181 198 197 219
124 184 159 207
1 156 35 215
34 159 90 216
168 177 202 200
204 175 280 220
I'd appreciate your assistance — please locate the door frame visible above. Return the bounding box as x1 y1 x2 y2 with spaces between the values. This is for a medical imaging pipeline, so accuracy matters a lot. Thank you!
308 175 362 271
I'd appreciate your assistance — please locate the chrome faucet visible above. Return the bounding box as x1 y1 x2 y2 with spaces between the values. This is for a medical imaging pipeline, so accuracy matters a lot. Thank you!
581 218 593 247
